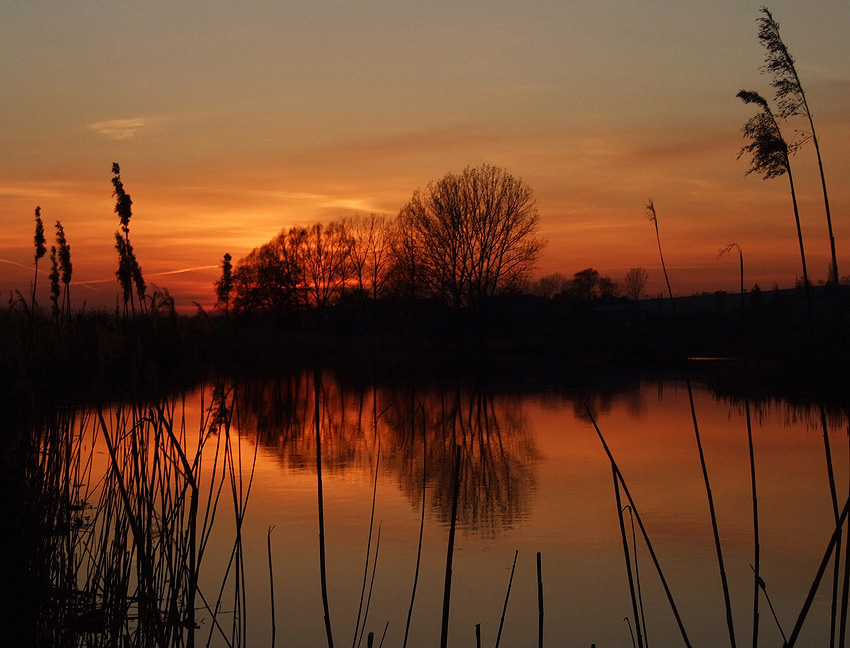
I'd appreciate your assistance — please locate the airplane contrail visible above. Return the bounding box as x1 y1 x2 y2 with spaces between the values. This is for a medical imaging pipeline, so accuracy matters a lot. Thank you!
3 260 219 292
149 265 219 276
0 257 32 271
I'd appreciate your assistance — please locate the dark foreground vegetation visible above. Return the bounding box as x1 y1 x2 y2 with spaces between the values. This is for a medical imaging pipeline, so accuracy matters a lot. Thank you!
3 282 850 648
3 282 849 411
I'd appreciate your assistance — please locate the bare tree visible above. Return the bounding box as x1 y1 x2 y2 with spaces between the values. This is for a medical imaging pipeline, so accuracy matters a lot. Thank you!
399 164 545 308
301 221 352 309
597 275 621 298
232 230 304 313
571 268 599 300
623 268 649 301
345 213 393 300
530 273 570 299
386 218 424 301
757 7 837 283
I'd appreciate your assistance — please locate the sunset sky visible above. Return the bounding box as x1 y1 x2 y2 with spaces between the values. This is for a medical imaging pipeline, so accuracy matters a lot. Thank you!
1 0 848 311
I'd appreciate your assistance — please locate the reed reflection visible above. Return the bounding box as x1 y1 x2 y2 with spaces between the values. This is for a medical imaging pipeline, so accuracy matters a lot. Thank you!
237 372 539 534
21 384 253 648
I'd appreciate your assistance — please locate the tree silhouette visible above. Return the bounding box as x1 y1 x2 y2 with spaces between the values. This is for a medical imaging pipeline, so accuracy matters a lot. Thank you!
32 206 46 312
387 220 423 301
597 274 620 298
530 273 569 299
301 221 352 308
398 164 544 308
572 268 600 300
757 7 837 283
623 268 649 301
345 213 393 299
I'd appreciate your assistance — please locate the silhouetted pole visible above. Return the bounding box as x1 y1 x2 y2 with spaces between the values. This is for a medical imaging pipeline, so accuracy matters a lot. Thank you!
440 445 462 648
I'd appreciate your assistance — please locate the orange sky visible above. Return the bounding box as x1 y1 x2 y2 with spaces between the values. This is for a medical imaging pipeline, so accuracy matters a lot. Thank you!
1 1 848 311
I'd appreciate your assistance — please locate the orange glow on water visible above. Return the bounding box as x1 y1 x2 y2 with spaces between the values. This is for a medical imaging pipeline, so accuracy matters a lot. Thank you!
73 373 845 647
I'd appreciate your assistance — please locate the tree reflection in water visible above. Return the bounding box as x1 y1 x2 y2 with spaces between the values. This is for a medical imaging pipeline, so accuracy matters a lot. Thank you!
237 372 538 535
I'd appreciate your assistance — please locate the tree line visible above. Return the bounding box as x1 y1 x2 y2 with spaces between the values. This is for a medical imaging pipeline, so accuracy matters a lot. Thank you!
216 164 651 314
529 267 649 302
217 164 551 313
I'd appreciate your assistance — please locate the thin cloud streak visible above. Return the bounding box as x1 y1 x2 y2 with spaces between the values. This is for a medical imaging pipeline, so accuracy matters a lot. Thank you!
87 118 147 141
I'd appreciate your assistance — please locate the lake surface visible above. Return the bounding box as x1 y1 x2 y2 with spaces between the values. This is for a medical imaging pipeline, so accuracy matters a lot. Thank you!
59 371 848 647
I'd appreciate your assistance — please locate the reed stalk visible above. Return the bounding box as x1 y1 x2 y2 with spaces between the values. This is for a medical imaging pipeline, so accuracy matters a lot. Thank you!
757 7 838 283
586 405 692 648
786 493 850 647
745 402 760 648
440 444 462 648
269 525 277 648
840 434 850 648
645 199 673 303
315 369 335 648
537 551 544 648
626 506 648 647
353 448 381 648
820 406 842 647
749 565 786 643
357 523 383 648
626 617 637 648
96 406 168 647
686 381 737 648
614 473 643 648
494 549 518 648
402 401 427 648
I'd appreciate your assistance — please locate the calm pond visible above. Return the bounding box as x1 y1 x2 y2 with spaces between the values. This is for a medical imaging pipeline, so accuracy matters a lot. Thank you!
49 370 847 647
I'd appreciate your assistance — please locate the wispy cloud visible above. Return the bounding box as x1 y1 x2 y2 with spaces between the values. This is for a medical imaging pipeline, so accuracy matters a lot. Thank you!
87 117 147 141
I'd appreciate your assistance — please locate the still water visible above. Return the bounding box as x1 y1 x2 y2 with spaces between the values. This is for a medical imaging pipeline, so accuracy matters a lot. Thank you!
72 372 847 647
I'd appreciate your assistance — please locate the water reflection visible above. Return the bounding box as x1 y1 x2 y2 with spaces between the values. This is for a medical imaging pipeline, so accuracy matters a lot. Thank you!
19 371 850 647
20 386 253 648
237 373 538 534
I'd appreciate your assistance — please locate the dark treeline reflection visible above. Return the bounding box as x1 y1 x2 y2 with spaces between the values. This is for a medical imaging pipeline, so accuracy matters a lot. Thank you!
236 371 539 533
